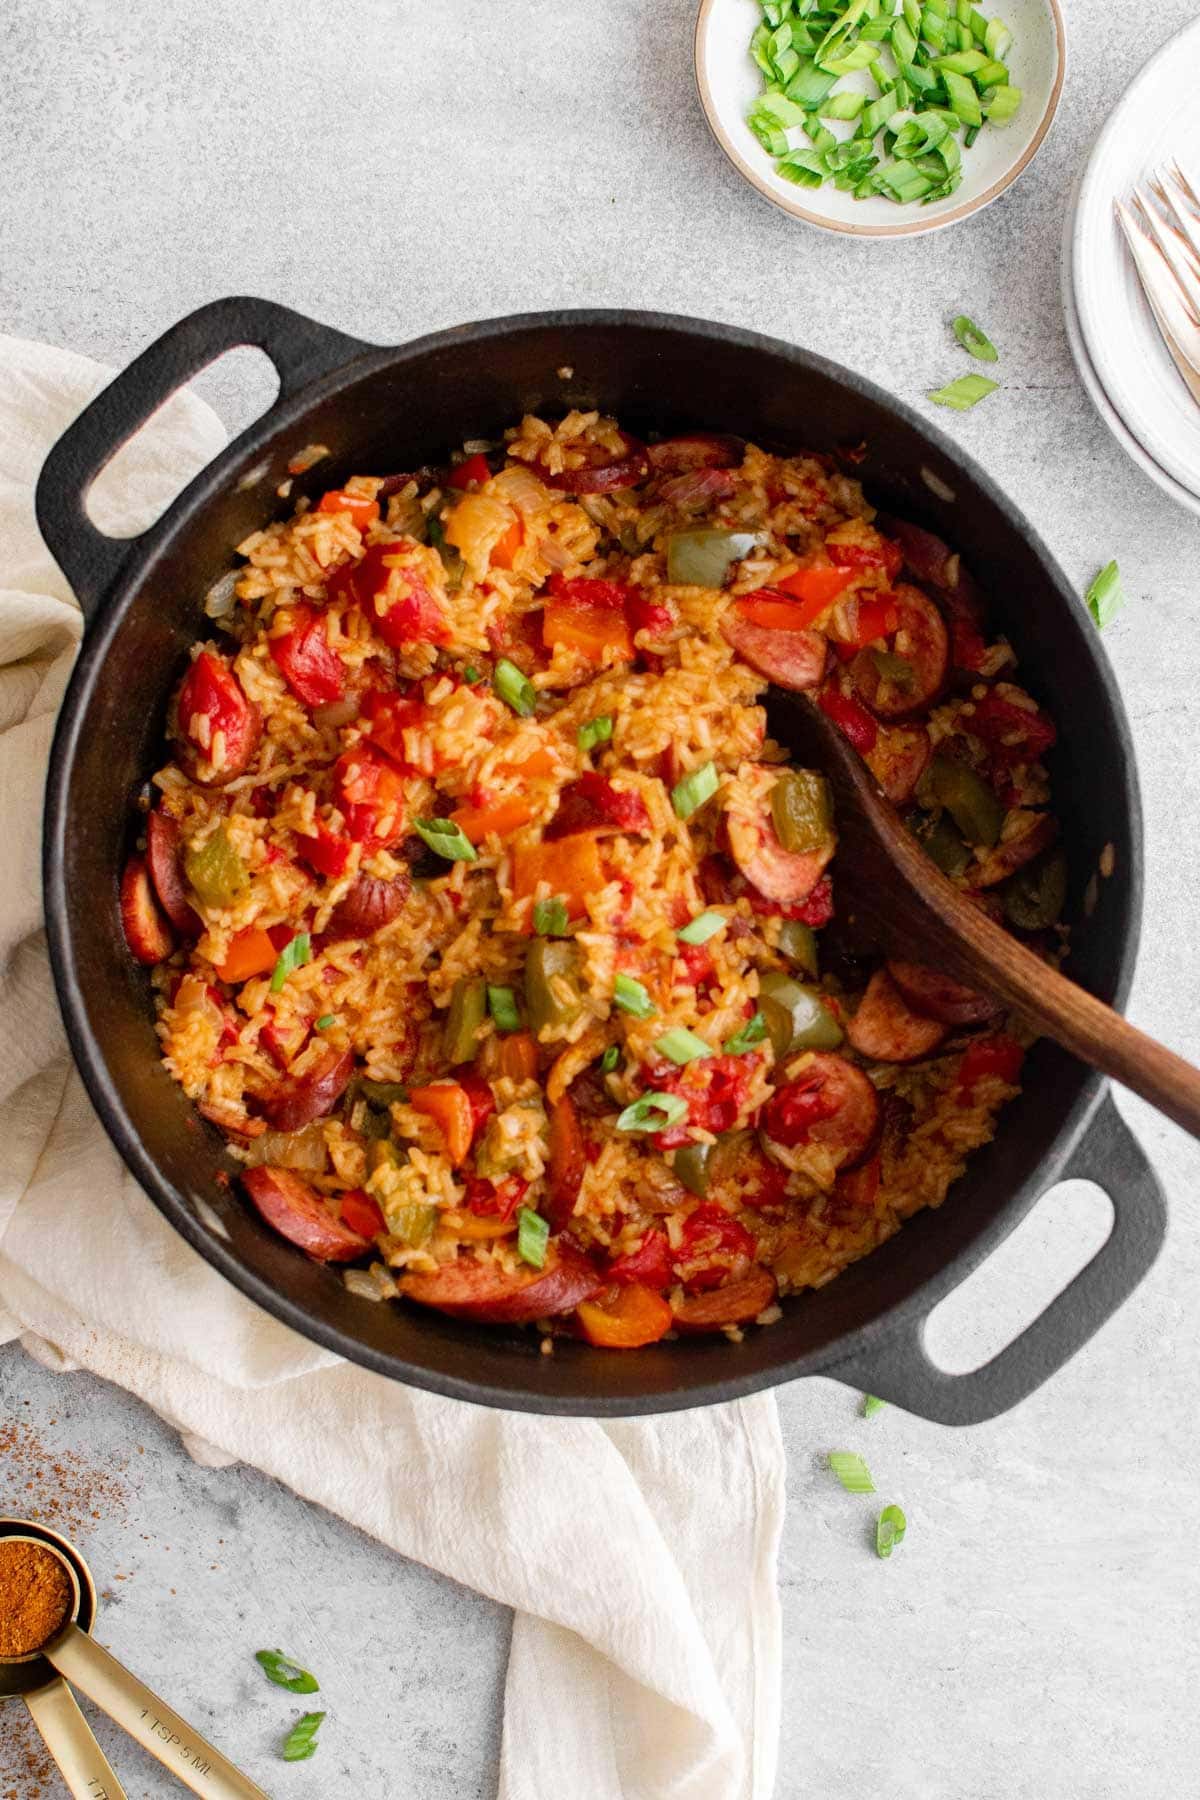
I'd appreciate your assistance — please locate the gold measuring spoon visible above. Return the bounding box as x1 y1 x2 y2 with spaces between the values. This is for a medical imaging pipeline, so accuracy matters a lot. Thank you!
0 1518 268 1800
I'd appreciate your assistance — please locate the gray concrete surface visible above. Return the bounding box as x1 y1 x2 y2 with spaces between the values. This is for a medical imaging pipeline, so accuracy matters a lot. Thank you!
3 0 1200 1795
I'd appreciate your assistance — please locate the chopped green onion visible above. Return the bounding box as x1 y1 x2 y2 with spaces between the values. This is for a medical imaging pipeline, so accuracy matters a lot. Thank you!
653 1027 713 1066
578 714 614 754
493 657 537 718
517 1206 549 1268
862 1394 886 1419
1085 560 1124 630
314 1014 336 1032
984 18 1011 60
270 932 311 994
616 1092 690 1134
281 1712 325 1763
487 985 521 1033
818 88 866 121
613 973 655 1019
952 313 998 362
983 83 1021 123
671 761 719 820
413 817 479 862
724 1011 768 1056
255 1650 319 1695
462 664 481 684
928 374 999 410
677 910 725 946
828 1451 876 1494
875 1503 908 1558
876 162 934 203
600 1044 620 1074
754 88 807 127
533 896 569 936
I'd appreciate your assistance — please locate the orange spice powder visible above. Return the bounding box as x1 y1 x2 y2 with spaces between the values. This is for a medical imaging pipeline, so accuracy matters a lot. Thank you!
0 1540 73 1657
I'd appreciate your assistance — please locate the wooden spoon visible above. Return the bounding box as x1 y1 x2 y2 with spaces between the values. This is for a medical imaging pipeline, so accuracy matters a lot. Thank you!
767 689 1200 1139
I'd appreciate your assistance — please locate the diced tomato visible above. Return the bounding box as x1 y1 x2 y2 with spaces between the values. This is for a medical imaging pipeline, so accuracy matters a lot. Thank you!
456 1070 497 1143
547 574 629 611
818 687 878 754
295 822 353 880
957 1034 1025 1095
317 489 380 531
259 1020 292 1072
206 984 239 1052
829 537 904 581
606 1231 674 1291
676 940 715 987
269 604 345 708
625 590 674 640
176 651 261 782
362 690 432 771
339 1188 387 1238
674 1203 756 1292
447 453 491 490
762 1074 843 1147
775 564 854 611
841 595 901 652
745 873 834 927
545 772 651 840
967 691 1057 762
648 1052 758 1144
330 540 449 648
267 924 297 953
332 748 408 849
462 1173 528 1221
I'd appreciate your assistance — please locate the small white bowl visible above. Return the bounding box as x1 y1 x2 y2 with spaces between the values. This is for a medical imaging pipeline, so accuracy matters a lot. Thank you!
694 0 1066 238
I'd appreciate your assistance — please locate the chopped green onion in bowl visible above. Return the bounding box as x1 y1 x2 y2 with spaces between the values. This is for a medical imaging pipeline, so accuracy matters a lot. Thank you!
1086 560 1124 630
928 373 999 410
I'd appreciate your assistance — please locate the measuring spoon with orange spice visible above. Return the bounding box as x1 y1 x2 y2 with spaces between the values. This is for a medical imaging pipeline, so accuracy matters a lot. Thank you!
0 1518 267 1799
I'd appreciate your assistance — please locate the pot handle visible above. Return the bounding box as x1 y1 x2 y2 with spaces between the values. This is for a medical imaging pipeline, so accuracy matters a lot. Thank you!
35 295 369 623
826 1091 1166 1425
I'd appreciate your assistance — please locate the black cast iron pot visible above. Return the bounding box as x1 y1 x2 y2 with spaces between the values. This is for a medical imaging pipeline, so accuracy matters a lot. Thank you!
37 300 1167 1421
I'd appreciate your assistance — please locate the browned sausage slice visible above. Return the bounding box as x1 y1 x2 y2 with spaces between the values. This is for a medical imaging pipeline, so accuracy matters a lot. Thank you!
850 585 949 719
864 724 931 807
763 1052 881 1170
120 855 175 965
243 1166 369 1262
887 960 1000 1027
324 872 410 941
846 970 947 1062
672 1267 778 1332
400 1243 602 1323
260 1047 356 1132
146 811 201 936
546 1094 586 1232
721 610 828 691
725 769 833 906
968 814 1059 889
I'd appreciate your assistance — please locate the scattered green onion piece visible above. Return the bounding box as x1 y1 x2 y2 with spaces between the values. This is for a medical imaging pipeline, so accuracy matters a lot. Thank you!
533 896 569 936
413 817 479 863
281 1712 325 1763
270 932 311 994
828 1451 876 1494
616 1092 690 1134
928 373 999 410
578 714 614 754
255 1650 319 1695
487 985 521 1033
677 910 725 946
653 1027 713 1066
314 1014 336 1032
724 1011 768 1056
1085 560 1124 630
600 1045 620 1074
671 761 719 820
952 314 998 362
613 973 656 1019
462 664 481 684
493 657 537 718
862 1394 887 1419
517 1206 549 1268
875 1503 908 1558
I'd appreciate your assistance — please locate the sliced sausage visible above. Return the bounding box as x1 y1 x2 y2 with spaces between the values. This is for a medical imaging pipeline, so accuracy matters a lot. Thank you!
400 1242 602 1323
968 814 1059 889
260 1047 356 1132
865 724 931 808
546 1094 587 1231
849 584 949 719
763 1051 881 1170
120 855 175 965
242 1166 369 1262
647 433 744 472
671 1267 778 1333
175 651 262 786
539 432 650 494
887 960 1001 1027
324 872 410 941
146 811 201 936
846 970 947 1062
725 771 832 906
721 607 828 691
884 517 988 628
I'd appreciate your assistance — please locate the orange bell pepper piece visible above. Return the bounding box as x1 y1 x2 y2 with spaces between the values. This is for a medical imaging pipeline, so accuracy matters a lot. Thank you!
316 489 380 532
496 1031 539 1081
577 1283 674 1349
734 593 828 633
215 927 278 984
774 564 854 614
490 517 524 569
542 603 634 665
408 1082 476 1166
511 832 604 922
447 1211 519 1241
450 794 537 844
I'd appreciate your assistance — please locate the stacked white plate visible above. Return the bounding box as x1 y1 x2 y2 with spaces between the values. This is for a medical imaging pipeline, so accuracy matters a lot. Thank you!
1063 15 1200 517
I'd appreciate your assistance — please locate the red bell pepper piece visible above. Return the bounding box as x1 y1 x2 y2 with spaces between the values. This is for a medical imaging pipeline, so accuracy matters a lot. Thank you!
317 490 380 531
332 748 408 848
446 453 491 490
828 537 904 581
957 1034 1025 1095
774 564 854 612
295 822 353 880
339 1188 387 1239
607 1231 674 1291
818 687 878 754
329 541 450 648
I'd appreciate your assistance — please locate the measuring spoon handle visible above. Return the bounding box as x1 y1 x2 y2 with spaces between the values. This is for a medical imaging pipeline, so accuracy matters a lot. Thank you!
45 1626 269 1800
25 1675 128 1800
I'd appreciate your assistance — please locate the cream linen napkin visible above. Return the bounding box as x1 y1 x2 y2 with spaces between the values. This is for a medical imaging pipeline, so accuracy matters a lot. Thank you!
0 334 785 1800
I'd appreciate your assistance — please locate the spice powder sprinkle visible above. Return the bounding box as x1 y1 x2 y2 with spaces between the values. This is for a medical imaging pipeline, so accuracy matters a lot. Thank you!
0 1540 73 1658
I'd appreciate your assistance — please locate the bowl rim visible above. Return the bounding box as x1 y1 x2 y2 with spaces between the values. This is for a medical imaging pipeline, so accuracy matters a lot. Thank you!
692 0 1068 239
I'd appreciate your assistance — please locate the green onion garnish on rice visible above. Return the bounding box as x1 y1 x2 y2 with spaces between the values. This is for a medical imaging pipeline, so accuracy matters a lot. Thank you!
927 373 999 410
613 973 656 1018
616 1092 690 1133
462 664 481 684
724 1012 768 1055
314 1014 336 1031
653 1027 713 1066
413 817 479 863
677 909 725 946
600 1045 620 1074
828 1451 876 1494
952 313 999 361
493 657 537 717
875 1503 907 1558
517 1206 550 1268
533 896 569 936
671 762 719 820
578 714 614 754
1086 560 1124 630
862 1393 887 1418
270 932 311 994
487 985 521 1032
